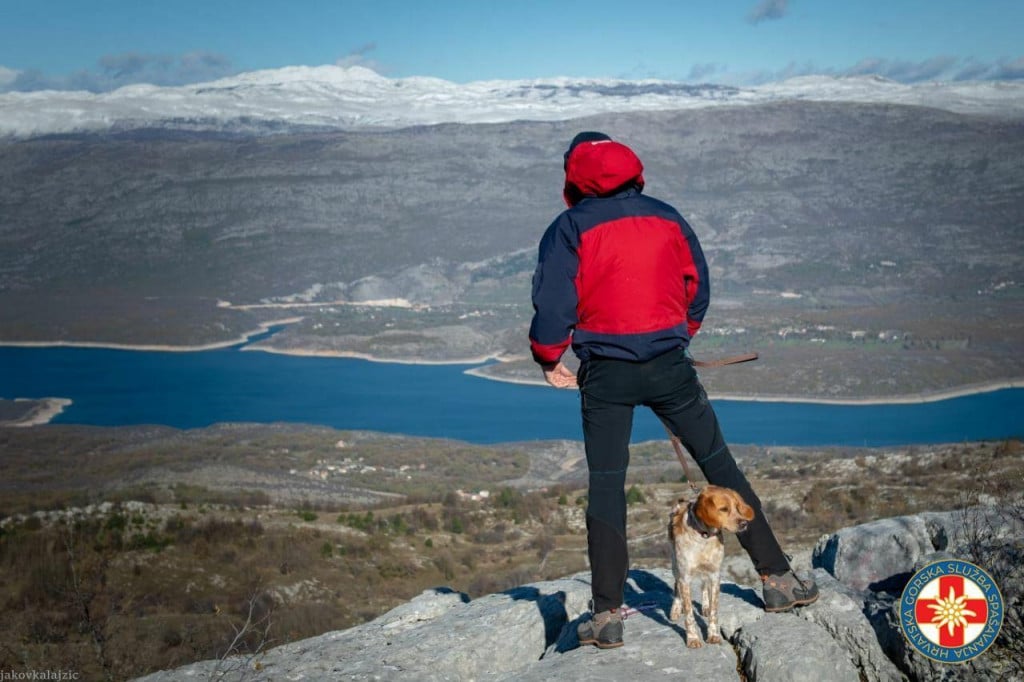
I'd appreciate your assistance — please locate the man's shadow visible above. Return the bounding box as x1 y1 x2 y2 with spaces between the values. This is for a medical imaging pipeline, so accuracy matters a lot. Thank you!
506 585 570 651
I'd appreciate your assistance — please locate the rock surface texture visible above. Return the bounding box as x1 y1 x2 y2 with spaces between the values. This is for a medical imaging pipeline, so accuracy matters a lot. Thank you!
134 507 1022 681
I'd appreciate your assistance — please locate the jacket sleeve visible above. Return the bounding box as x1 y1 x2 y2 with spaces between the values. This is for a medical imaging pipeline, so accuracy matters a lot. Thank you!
682 221 710 337
528 214 579 364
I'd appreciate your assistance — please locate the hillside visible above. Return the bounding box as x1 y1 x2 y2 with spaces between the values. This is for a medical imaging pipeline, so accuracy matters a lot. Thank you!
132 496 1023 682
2 101 1023 399
1 422 1020 679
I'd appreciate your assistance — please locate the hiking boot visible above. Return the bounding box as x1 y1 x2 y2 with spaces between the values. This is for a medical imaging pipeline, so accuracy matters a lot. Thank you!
577 608 624 649
761 571 820 612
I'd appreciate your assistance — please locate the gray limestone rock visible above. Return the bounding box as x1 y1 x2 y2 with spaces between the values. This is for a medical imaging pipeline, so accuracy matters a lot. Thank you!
796 569 908 682
812 507 1022 594
812 514 938 593
373 586 471 631
733 614 862 682
135 578 581 681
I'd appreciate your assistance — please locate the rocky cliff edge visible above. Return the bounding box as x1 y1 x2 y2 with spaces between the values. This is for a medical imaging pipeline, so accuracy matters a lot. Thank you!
135 506 1022 681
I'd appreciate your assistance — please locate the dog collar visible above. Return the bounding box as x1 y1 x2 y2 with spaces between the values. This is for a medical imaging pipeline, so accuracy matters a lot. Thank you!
687 502 717 539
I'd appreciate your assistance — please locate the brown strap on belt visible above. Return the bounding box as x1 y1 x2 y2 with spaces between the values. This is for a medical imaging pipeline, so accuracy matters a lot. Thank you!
691 352 759 368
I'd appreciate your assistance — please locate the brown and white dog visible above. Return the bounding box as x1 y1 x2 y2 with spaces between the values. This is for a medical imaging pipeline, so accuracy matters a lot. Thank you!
668 485 754 647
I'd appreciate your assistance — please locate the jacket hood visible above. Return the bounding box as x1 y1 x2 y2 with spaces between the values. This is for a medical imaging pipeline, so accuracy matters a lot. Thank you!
563 138 645 207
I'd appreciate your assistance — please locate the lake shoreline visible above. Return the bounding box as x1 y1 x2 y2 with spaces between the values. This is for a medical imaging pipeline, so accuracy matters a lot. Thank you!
240 344 516 366
0 398 73 427
466 367 1024 406
2 333 1022 408
0 318 304 353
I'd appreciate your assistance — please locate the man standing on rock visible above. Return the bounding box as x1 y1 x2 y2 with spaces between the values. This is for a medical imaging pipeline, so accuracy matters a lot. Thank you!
528 131 818 649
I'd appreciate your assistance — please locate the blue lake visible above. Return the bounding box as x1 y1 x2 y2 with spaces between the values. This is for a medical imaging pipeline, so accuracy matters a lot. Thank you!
1 341 1021 446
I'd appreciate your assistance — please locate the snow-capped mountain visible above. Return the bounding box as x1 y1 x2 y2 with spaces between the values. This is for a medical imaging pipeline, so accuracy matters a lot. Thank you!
1 65 1022 139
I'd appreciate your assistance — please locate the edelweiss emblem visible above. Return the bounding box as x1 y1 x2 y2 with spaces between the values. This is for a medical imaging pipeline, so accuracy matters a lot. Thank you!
900 559 1003 663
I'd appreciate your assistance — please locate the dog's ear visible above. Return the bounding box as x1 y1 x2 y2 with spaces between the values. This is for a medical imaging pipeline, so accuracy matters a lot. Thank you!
727 489 755 521
693 490 719 529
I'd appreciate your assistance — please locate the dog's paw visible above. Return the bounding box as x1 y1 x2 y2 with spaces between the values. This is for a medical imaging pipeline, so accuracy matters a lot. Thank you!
686 637 703 649
669 601 682 621
707 633 722 645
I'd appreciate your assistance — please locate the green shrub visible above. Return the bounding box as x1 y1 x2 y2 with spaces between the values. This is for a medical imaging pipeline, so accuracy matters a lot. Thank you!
105 513 127 531
625 485 646 505
496 487 520 508
340 511 375 532
127 531 170 552
388 514 408 535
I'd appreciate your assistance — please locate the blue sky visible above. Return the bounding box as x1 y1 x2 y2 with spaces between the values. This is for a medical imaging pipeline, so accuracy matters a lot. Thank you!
1 0 1021 92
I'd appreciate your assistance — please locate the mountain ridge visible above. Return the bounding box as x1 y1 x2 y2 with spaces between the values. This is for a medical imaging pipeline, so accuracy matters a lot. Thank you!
3 65 1023 139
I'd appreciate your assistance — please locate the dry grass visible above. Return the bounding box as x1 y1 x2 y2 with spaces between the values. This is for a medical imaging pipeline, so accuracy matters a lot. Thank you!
0 486 585 680
0 435 1019 679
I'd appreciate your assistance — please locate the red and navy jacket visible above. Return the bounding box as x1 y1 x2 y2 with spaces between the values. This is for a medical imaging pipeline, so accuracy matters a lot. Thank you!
529 138 710 364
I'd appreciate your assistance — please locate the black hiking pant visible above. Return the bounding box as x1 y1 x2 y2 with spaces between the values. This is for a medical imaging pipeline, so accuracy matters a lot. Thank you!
577 346 791 613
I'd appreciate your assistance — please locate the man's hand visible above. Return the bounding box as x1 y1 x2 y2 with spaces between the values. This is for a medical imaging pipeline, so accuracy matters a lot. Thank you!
541 361 578 389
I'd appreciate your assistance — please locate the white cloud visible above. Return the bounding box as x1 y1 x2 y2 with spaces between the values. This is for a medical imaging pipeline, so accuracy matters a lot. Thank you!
844 56 957 83
726 55 1000 86
994 56 1024 80
0 66 20 87
952 55 1024 81
336 43 386 74
688 62 724 81
0 52 236 93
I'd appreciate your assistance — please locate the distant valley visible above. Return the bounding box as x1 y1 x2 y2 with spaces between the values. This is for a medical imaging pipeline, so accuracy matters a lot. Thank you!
1 99 1022 399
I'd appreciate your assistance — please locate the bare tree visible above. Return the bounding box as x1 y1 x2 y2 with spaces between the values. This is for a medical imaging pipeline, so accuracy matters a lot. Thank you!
62 524 114 682
958 469 1024 677
208 588 274 681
